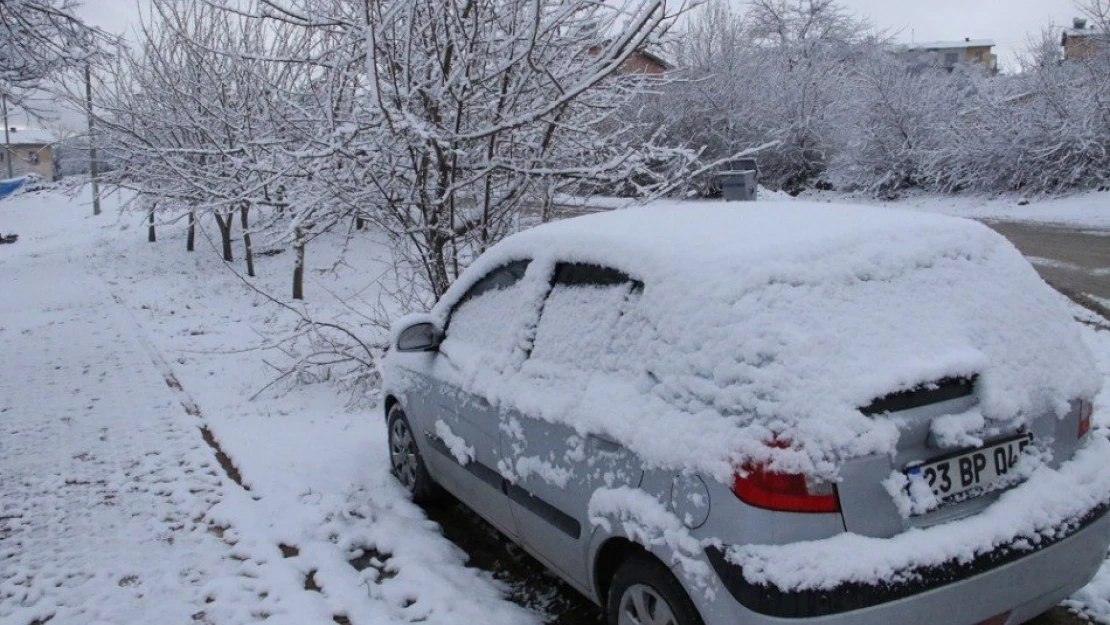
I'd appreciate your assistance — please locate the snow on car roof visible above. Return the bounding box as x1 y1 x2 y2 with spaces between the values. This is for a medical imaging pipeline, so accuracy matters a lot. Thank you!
424 200 1100 481
490 200 990 274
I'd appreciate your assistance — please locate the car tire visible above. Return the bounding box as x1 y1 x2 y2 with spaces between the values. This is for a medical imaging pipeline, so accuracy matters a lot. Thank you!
607 552 704 625
387 405 442 504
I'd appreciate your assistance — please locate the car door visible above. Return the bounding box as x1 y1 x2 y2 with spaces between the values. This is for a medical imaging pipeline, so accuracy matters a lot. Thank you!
501 262 646 583
422 259 535 538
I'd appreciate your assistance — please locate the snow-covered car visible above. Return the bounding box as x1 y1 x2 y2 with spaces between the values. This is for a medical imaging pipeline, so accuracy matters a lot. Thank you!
382 201 1110 625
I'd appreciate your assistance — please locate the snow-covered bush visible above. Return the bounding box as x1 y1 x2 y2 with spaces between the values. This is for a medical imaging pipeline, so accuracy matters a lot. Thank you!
652 0 876 194
654 0 1110 197
832 1 1110 196
925 59 1110 194
826 54 957 195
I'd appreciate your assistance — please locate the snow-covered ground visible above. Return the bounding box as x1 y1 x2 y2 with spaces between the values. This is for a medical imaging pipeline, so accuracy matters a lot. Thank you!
561 188 1110 228
796 189 1110 229
0 187 540 625
3 186 1110 624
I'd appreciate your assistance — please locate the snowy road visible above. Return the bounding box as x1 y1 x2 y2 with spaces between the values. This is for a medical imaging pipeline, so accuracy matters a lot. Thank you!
985 221 1110 307
0 234 268 624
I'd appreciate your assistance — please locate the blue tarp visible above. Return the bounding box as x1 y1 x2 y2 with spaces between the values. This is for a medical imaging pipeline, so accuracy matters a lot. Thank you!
0 176 27 201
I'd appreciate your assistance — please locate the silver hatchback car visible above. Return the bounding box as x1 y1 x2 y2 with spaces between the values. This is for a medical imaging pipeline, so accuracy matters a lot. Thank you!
382 202 1110 625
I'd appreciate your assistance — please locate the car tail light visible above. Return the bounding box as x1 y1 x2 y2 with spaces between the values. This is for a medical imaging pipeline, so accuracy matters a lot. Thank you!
732 465 841 513
1079 400 1094 439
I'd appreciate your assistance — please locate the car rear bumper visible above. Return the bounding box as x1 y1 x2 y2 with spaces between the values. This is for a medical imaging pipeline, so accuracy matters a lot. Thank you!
700 505 1110 625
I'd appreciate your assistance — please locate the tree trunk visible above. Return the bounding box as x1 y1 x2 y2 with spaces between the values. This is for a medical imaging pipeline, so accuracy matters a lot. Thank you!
147 204 156 242
540 185 553 224
430 233 450 299
240 203 255 278
187 208 195 252
293 226 305 300
214 212 234 262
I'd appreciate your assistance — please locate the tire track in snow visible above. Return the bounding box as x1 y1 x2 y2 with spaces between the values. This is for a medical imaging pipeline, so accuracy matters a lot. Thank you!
99 282 378 625
105 290 253 493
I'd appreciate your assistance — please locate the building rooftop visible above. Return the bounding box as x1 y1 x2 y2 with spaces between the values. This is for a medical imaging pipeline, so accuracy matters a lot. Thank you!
1062 27 1105 41
3 127 56 145
906 39 995 51
1064 17 1098 40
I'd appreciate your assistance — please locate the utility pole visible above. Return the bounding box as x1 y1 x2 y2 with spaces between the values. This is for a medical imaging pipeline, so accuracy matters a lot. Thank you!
2 94 12 179
85 65 101 216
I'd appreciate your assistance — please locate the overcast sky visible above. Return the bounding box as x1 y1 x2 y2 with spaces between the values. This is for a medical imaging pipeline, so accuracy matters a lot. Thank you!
76 0 1080 66
20 0 1082 130
840 0 1076 67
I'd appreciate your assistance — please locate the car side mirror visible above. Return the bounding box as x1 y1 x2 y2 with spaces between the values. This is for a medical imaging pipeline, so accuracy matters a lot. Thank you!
396 321 443 352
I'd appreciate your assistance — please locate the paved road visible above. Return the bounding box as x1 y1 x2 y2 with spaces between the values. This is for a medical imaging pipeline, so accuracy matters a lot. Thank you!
984 221 1110 311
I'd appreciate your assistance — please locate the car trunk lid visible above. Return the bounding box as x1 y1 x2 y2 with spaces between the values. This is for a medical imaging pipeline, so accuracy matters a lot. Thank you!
837 376 1083 538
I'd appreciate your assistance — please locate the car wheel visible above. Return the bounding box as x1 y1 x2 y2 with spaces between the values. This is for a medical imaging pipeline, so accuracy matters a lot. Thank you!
387 405 441 504
607 553 703 625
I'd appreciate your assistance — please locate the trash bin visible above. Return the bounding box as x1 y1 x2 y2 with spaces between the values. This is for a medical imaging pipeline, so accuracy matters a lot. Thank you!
716 159 759 202
717 171 757 202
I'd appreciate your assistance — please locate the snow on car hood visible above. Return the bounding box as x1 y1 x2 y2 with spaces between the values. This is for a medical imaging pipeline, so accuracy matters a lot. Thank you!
419 201 1101 482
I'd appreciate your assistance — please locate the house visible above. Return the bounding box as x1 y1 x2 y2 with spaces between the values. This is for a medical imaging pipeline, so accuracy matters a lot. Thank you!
1062 18 1107 61
899 39 998 72
587 45 673 75
2 127 56 181
620 50 671 75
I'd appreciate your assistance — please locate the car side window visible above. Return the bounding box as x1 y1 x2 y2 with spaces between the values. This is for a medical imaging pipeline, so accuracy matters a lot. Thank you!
451 260 530 315
442 260 532 357
528 263 643 370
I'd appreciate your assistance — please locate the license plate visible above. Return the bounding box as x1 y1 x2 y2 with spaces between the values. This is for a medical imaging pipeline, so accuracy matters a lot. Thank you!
906 433 1033 502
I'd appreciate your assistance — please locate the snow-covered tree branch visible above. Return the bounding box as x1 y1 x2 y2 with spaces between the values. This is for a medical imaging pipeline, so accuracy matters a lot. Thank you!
0 0 108 110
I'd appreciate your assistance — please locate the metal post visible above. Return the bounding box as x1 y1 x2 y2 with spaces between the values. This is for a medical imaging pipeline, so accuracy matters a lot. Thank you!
85 65 101 216
1 94 12 179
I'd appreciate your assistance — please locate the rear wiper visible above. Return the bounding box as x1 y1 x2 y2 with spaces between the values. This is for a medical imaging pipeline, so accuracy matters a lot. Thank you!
861 375 978 416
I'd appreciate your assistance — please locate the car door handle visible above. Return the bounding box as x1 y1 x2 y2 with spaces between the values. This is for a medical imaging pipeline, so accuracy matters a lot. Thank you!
588 433 622 452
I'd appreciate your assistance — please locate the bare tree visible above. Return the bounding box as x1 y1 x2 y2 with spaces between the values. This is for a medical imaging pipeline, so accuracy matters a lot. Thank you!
826 51 957 195
0 0 106 109
231 0 701 299
745 0 872 48
1018 22 1065 70
97 0 312 274
1078 0 1110 33
658 0 878 193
